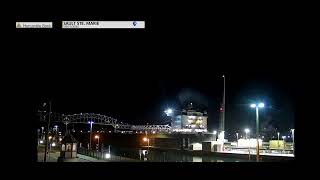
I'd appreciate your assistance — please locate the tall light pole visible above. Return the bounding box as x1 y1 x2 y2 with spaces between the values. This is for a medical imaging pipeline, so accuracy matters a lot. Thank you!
221 75 225 132
291 129 295 155
250 103 264 162
88 121 94 150
43 100 52 162
219 75 226 146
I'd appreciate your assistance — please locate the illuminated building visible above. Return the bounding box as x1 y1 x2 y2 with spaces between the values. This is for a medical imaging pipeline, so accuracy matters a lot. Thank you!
172 109 208 133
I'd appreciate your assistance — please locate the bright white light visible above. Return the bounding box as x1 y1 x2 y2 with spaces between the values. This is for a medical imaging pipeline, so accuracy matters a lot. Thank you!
282 136 286 139
213 131 217 135
52 142 56 147
245 129 250 133
142 150 147 155
95 135 99 139
250 104 256 108
40 140 43 143
143 137 148 142
258 103 265 108
152 131 155 134
105 153 111 159
166 108 173 114
49 136 52 140
59 138 62 141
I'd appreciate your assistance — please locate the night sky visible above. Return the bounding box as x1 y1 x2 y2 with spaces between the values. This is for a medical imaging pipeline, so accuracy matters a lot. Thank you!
21 4 296 135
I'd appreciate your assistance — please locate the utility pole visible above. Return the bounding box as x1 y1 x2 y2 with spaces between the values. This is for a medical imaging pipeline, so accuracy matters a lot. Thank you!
219 75 226 151
43 100 52 162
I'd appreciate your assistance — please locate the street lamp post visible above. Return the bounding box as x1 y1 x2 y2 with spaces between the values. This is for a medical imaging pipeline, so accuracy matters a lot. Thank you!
95 135 100 151
291 129 295 155
43 100 52 162
250 103 264 162
88 121 94 150
64 117 69 135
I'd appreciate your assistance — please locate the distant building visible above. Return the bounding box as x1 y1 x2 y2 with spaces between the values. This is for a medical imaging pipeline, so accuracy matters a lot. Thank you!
171 108 208 133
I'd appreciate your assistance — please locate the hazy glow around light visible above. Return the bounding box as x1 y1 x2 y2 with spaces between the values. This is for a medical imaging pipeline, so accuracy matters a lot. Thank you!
166 108 173 115
258 103 265 108
245 129 250 133
213 131 217 135
40 140 43 143
250 104 256 108
95 135 99 139
51 142 56 147
143 137 148 142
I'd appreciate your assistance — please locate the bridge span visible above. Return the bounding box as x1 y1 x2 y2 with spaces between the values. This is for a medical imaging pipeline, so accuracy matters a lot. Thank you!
38 112 171 132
